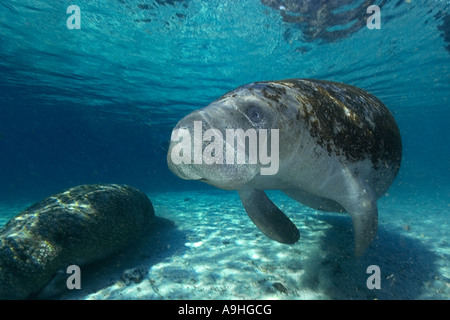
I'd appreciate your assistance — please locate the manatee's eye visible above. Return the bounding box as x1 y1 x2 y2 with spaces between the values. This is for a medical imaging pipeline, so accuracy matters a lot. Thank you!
247 105 263 123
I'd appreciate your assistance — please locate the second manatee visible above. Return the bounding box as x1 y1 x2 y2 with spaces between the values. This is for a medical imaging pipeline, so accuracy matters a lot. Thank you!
0 184 154 299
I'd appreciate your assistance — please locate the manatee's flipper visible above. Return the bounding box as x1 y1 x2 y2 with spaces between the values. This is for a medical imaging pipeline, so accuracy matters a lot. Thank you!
338 182 378 257
238 186 299 244
36 269 67 299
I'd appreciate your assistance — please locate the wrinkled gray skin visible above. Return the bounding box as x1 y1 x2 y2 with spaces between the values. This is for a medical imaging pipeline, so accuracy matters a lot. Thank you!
0 184 154 299
167 79 401 256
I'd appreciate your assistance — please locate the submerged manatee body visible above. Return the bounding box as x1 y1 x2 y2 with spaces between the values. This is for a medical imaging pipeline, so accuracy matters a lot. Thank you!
167 79 402 256
0 184 154 299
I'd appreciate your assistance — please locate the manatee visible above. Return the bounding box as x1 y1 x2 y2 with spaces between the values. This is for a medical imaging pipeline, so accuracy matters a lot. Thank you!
0 184 154 299
167 79 402 256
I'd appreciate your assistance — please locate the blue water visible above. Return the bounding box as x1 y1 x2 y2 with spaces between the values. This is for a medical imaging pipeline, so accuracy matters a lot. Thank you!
0 0 449 299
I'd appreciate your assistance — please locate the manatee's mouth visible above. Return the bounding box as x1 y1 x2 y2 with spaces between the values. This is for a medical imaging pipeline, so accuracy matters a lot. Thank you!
168 161 203 181
181 170 203 181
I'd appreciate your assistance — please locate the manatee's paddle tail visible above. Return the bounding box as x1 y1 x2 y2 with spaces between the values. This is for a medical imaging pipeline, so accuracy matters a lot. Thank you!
338 182 378 257
238 186 299 244
350 208 378 257
347 202 378 257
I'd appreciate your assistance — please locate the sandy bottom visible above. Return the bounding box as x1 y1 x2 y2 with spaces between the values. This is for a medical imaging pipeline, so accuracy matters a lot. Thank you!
0 188 449 300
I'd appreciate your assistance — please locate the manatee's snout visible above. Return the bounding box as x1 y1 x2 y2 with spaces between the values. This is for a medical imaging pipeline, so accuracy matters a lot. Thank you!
167 106 259 190
167 108 212 177
167 119 203 181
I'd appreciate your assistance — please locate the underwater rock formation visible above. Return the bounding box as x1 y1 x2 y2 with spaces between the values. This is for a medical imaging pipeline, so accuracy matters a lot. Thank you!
261 0 386 42
0 184 154 299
